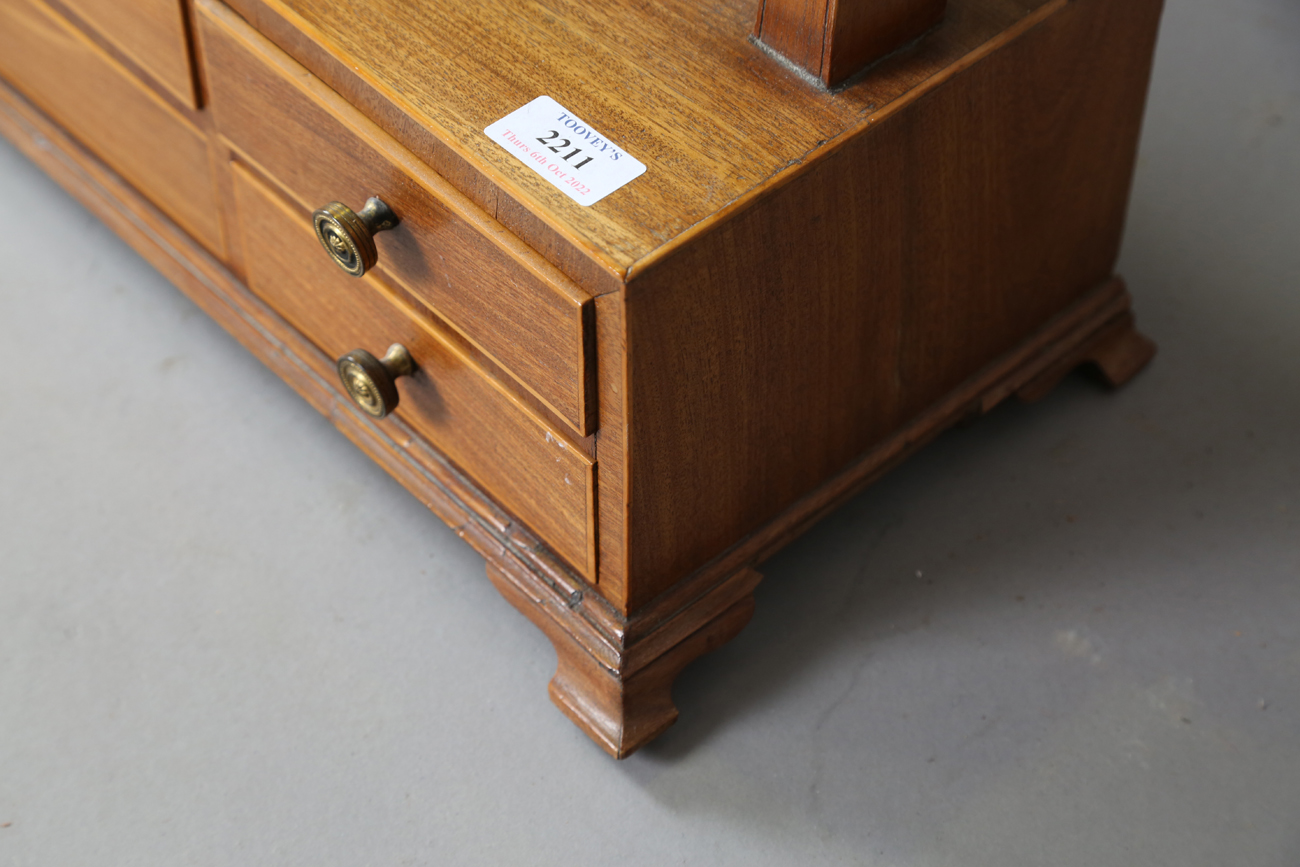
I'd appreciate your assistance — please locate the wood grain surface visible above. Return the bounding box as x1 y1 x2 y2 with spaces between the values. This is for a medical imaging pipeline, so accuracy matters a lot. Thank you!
619 0 1165 605
52 0 198 107
232 160 598 580
591 291 629 606
0 80 765 756
0 0 222 254
219 0 1055 283
0 0 1165 755
0 68 1157 753
1 68 595 611
488 562 761 758
755 0 948 87
196 0 598 436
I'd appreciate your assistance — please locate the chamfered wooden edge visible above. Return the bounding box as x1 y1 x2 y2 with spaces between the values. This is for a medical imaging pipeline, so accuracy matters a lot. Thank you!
0 75 1156 759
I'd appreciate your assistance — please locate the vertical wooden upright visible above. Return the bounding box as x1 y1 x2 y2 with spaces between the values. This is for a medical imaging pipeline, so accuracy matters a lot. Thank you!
755 0 947 86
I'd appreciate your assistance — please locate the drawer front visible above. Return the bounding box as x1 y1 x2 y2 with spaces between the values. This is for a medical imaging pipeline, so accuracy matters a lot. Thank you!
0 0 221 252
196 0 596 436
58 0 197 107
232 161 596 578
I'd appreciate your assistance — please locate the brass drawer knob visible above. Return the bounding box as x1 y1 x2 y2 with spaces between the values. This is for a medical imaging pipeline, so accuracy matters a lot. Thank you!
312 197 398 277
336 344 414 419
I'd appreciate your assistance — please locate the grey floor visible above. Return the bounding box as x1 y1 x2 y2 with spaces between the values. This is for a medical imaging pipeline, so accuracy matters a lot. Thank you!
2 0 1298 863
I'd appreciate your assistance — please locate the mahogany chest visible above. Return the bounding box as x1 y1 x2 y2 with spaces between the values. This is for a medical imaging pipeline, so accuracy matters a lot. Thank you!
0 0 1163 756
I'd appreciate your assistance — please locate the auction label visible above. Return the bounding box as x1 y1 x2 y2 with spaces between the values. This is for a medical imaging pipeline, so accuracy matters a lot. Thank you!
484 96 645 207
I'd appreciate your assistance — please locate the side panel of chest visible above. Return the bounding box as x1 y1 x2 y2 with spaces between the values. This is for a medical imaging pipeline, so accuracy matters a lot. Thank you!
620 0 1164 605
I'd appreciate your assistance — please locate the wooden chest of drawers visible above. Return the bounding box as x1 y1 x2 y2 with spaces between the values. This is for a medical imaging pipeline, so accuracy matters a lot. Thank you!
0 0 1163 756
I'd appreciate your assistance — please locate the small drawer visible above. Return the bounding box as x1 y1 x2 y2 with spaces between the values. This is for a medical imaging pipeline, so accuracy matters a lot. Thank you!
231 160 596 579
57 0 197 108
0 0 221 252
196 0 597 436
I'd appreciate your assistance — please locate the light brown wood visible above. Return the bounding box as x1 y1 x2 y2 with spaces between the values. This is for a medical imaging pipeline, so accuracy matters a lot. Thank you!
680 279 1145 587
754 0 948 87
618 0 1164 607
1014 308 1157 404
231 159 598 580
196 0 598 437
591 291 630 606
490 278 1152 756
52 0 198 108
0 71 595 643
1 78 742 758
219 0 1057 284
0 69 1156 755
1 0 1166 756
0 0 222 254
488 562 760 758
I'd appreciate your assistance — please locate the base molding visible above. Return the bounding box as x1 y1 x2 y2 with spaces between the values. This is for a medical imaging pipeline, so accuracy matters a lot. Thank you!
1 74 1155 759
488 563 760 757
491 277 1154 759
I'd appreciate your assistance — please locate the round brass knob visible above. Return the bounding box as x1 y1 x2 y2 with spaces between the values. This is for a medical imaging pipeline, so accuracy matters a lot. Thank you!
312 197 398 277
336 344 414 419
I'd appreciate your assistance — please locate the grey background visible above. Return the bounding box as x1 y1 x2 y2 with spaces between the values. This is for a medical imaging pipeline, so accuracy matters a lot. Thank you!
1 0 1297 863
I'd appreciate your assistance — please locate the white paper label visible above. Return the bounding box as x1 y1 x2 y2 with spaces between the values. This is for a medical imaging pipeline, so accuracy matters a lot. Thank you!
484 96 646 207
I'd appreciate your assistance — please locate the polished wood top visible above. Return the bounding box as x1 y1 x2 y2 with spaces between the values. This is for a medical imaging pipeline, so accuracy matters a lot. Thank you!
226 0 1055 276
